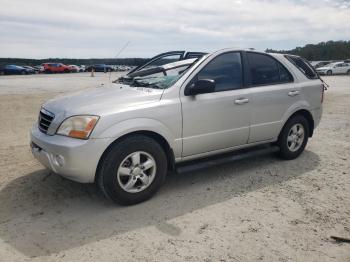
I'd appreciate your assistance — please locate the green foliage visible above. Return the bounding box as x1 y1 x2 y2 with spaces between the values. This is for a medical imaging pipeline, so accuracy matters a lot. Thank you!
266 41 350 61
1 40 349 66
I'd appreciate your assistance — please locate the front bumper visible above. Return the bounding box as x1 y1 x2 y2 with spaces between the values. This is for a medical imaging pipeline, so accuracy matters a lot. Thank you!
316 71 326 75
30 124 111 183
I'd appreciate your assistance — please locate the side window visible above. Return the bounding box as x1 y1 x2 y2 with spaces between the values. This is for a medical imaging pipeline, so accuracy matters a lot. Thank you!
285 55 318 79
197 52 242 92
247 52 292 86
278 63 293 82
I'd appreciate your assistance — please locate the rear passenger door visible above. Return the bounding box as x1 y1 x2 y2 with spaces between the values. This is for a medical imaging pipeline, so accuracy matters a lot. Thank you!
338 63 349 74
245 52 297 143
333 63 344 74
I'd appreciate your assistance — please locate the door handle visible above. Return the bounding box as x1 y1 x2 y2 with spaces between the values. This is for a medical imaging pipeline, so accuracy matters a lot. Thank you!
288 90 300 97
234 98 249 105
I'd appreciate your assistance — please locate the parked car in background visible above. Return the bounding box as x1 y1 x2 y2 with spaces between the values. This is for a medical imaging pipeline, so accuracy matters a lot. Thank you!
31 48 324 205
0 65 34 75
310 61 332 69
42 63 72 73
316 62 350 75
79 65 85 72
68 65 80 73
34 65 45 73
23 66 37 74
85 64 114 72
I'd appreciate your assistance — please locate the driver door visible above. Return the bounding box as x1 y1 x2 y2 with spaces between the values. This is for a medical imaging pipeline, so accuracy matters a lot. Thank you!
180 52 251 157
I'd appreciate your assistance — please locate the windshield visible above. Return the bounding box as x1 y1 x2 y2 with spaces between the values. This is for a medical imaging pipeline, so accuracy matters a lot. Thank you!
132 63 191 89
117 58 199 89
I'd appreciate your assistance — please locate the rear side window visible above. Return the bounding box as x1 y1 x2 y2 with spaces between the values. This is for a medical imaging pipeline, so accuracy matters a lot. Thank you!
285 55 319 79
247 52 293 86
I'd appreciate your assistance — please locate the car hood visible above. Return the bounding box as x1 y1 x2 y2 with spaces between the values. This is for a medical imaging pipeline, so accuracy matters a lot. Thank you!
43 83 164 117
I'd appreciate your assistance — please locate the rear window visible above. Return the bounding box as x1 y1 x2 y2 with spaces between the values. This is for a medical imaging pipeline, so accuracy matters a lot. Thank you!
285 55 319 79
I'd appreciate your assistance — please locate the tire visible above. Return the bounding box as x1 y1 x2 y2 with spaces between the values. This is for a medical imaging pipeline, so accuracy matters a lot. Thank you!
45 69 51 74
326 70 332 76
347 70 350 75
97 135 168 205
277 115 309 160
21 70 26 75
0 71 4 75
64 69 70 73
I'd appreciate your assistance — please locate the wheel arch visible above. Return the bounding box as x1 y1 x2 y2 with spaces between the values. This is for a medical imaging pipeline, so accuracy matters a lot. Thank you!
280 109 314 138
95 130 176 182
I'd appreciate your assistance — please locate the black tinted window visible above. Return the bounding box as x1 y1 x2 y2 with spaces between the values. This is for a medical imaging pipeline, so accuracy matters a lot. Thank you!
197 52 242 92
278 63 293 82
285 55 318 79
247 52 292 85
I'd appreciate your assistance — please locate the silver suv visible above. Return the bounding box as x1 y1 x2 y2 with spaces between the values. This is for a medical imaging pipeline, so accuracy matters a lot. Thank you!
30 49 324 205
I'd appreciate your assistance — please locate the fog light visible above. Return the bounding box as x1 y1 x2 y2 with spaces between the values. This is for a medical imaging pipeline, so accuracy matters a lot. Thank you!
53 154 65 167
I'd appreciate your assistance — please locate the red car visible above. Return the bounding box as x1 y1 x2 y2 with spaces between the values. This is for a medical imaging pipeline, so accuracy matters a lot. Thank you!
42 63 72 73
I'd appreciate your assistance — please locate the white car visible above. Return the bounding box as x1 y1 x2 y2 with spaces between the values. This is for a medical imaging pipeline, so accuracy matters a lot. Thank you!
316 62 350 75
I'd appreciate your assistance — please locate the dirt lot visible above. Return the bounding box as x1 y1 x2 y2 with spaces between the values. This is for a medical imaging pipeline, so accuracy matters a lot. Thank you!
0 73 349 262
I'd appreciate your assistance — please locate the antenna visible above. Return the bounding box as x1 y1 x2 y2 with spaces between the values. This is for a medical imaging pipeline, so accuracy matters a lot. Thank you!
109 41 130 81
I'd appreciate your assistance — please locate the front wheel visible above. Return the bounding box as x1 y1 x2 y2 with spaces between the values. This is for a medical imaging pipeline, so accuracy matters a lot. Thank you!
97 135 167 205
326 70 332 76
277 115 309 160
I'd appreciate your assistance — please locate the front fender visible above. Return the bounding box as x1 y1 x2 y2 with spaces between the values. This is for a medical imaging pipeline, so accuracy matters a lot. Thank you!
93 118 181 157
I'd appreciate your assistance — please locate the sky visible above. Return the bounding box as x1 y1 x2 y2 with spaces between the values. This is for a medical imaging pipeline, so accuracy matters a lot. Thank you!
0 0 349 58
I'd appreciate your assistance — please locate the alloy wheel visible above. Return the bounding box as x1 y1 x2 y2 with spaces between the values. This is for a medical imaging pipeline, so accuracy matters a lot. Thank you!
117 151 156 193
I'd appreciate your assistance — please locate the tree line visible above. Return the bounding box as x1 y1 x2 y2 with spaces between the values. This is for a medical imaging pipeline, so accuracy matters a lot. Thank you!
1 40 350 66
266 41 350 61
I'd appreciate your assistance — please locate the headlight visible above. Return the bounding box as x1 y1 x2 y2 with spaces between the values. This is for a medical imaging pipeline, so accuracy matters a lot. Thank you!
57 115 99 139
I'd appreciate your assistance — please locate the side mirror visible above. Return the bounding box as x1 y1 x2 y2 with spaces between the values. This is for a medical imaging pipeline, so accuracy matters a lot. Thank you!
185 79 215 96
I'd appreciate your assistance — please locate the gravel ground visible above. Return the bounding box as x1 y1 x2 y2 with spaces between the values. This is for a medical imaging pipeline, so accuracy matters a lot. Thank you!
0 73 349 262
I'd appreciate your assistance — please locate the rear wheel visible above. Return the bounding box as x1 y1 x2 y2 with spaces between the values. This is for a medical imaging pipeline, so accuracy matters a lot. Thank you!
64 69 70 73
326 70 332 76
45 69 51 74
21 70 26 75
277 115 309 160
97 135 167 205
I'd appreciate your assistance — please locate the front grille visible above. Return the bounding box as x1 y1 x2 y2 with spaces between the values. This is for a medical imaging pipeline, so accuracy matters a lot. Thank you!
38 108 55 134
